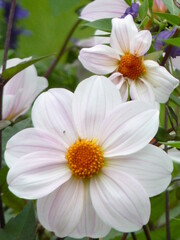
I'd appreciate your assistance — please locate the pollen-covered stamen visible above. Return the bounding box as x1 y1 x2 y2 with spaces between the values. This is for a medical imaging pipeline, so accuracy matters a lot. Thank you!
118 53 146 80
66 139 104 178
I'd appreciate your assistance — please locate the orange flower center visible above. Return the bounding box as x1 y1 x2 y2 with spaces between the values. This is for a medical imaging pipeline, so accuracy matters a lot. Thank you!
66 139 104 178
118 53 146 80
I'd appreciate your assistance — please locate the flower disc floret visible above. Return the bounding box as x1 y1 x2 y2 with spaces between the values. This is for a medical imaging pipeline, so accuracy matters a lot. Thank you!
118 54 146 80
66 138 104 178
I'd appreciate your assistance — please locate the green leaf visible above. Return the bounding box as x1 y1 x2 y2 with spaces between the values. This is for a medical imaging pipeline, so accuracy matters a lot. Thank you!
155 127 173 142
162 0 180 15
144 51 163 61
0 202 36 240
170 94 180 107
124 0 132 5
155 12 180 25
1 55 50 81
163 37 180 47
139 0 149 20
0 120 11 130
148 0 153 11
49 0 80 16
161 141 180 148
84 19 112 32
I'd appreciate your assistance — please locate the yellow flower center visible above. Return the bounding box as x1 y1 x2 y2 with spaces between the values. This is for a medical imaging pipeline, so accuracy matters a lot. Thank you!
118 53 146 80
66 138 104 178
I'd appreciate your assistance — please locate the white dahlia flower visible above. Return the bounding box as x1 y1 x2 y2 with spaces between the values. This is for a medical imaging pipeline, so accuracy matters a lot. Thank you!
79 15 179 103
2 58 48 121
5 76 172 238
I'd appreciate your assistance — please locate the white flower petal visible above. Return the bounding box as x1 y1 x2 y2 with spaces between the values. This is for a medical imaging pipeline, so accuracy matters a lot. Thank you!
143 60 179 103
80 0 128 22
130 78 155 103
73 75 122 140
109 73 128 102
7 151 71 199
110 16 138 55
69 183 111 238
106 144 173 197
5 128 66 168
172 56 180 70
79 45 120 74
37 177 84 237
168 148 180 163
132 30 152 56
90 169 150 232
32 88 78 146
99 101 159 156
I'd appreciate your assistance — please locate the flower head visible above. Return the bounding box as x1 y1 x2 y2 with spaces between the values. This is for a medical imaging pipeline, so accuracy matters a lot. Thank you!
2 58 48 121
5 75 172 238
121 3 139 19
79 15 179 103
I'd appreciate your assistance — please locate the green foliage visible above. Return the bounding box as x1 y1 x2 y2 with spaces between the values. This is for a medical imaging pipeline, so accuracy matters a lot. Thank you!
124 0 132 6
84 19 112 32
0 202 36 240
139 0 149 20
155 13 180 25
1 55 50 81
162 141 180 148
163 38 180 47
49 0 81 16
155 127 173 142
162 0 180 15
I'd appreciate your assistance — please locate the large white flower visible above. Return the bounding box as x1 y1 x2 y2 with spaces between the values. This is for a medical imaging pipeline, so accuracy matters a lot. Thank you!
2 58 48 121
5 76 172 238
80 0 128 22
79 15 179 103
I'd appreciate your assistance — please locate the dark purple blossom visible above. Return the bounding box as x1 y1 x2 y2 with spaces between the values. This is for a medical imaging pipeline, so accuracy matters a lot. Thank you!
154 28 180 58
121 3 139 19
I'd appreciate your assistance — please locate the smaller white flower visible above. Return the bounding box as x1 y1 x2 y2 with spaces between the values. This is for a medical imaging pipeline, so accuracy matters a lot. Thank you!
2 58 48 121
79 15 179 103
171 56 180 71
80 0 128 22
168 148 180 164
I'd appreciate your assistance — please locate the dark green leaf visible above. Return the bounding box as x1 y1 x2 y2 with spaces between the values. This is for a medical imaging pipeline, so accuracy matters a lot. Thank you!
0 202 36 240
1 55 51 81
0 120 11 130
139 0 149 20
84 19 112 32
161 141 180 148
124 0 132 6
148 0 153 11
155 127 173 142
155 12 180 25
163 37 180 47
170 95 180 107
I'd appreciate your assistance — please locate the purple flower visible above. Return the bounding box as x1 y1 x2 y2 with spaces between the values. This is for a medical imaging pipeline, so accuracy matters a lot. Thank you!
121 3 139 19
154 28 180 58
0 0 29 49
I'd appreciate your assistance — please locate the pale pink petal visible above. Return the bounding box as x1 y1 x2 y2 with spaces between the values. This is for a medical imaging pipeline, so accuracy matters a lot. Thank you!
168 148 180 164
109 72 128 102
99 101 159 156
32 88 78 147
7 151 71 199
90 169 150 232
2 95 15 120
5 128 66 168
72 75 122 140
110 16 138 55
132 30 152 56
130 78 155 103
172 56 180 70
80 0 128 22
143 60 179 103
106 144 173 197
37 177 84 237
79 45 120 74
69 183 110 238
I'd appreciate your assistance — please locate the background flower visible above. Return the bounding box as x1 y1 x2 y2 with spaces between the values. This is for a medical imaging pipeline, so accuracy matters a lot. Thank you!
2 58 48 121
5 76 172 238
79 15 179 103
